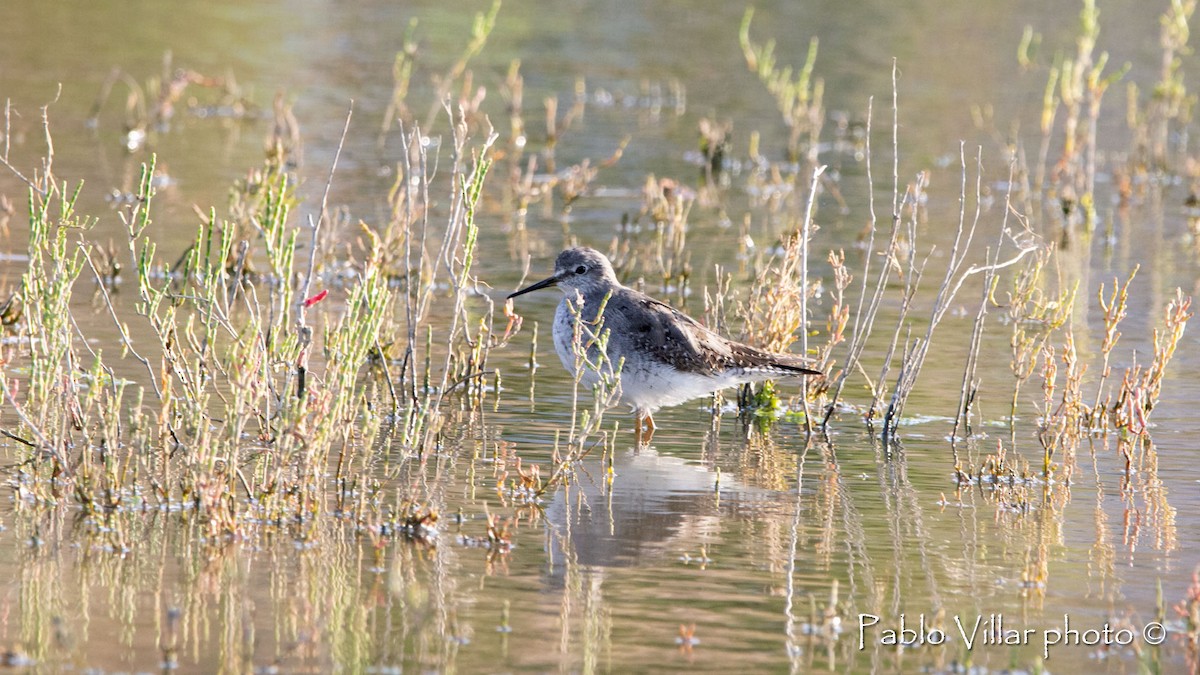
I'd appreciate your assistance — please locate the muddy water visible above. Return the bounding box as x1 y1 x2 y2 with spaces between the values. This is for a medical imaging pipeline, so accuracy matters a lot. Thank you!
1 0 1199 672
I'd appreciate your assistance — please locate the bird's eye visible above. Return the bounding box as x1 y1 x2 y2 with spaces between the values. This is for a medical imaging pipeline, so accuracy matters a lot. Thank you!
575 265 587 275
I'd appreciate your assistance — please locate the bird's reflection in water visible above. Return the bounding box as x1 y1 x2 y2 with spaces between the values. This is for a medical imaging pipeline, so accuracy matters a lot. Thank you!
541 425 793 577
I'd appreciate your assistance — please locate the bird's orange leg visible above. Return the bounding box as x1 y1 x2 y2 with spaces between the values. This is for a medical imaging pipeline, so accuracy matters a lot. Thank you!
633 411 655 446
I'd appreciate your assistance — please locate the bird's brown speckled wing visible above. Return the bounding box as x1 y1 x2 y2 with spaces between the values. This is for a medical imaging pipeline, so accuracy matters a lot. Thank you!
611 289 821 376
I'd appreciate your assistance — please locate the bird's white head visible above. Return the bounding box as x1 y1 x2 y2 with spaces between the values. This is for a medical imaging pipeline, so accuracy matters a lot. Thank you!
508 247 619 299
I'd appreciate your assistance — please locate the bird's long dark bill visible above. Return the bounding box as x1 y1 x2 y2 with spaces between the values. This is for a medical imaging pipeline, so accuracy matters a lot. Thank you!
507 274 560 299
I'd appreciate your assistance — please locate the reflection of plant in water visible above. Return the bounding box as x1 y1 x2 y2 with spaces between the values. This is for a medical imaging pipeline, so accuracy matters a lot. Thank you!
731 430 794 491
1117 437 1178 554
676 622 699 653
782 443 857 671
951 438 1071 603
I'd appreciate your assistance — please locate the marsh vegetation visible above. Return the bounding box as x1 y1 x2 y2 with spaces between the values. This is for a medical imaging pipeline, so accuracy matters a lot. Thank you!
0 0 1199 671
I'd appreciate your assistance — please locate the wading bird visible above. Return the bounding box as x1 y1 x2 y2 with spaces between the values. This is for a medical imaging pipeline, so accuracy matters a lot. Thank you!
508 247 822 443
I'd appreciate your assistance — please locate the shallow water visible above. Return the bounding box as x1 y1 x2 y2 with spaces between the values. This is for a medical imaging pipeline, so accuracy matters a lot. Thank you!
1 1 1200 673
